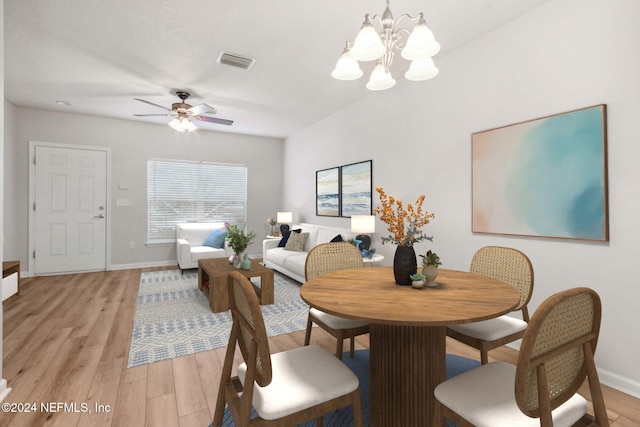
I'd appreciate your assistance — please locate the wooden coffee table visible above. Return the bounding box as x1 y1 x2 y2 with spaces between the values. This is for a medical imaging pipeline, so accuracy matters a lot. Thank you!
198 258 274 313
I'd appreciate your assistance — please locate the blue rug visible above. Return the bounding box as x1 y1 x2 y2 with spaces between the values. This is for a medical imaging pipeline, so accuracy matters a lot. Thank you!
215 350 479 426
127 269 309 368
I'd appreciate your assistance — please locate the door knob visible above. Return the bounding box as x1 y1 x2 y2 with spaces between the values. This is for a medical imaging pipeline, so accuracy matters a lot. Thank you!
94 214 105 219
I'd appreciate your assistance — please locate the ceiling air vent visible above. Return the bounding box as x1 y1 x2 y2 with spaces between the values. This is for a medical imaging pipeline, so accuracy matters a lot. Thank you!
217 52 255 70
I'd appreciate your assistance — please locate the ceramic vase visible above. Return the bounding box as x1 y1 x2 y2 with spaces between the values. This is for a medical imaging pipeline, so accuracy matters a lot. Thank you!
393 246 417 285
422 265 439 287
232 254 242 269
240 253 251 270
412 280 425 289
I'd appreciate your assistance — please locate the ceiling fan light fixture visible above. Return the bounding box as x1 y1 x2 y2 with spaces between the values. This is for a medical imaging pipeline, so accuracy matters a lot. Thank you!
169 116 197 132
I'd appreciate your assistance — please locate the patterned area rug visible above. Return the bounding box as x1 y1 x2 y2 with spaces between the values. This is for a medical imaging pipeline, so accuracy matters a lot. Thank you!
215 350 479 427
127 269 308 368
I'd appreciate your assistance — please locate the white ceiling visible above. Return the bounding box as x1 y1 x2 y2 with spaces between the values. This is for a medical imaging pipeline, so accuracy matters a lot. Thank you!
5 0 551 139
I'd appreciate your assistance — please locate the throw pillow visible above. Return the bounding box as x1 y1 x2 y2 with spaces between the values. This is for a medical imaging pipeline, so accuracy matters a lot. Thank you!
203 230 227 249
330 234 343 242
284 232 309 252
278 229 301 248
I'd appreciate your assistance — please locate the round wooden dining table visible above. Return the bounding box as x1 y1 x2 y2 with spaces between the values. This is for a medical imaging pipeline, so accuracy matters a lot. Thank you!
300 266 520 427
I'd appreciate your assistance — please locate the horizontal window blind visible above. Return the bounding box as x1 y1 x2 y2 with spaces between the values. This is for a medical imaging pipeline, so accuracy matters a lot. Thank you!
147 159 247 242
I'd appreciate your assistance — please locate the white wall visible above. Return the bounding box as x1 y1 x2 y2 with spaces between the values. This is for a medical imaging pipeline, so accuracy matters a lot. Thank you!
284 0 640 396
0 0 9 402
4 107 284 271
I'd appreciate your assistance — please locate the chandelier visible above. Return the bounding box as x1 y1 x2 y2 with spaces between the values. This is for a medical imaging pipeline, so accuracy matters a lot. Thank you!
332 0 440 91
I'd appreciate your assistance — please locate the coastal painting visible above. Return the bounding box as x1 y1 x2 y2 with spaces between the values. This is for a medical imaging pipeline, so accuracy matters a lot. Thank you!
472 104 608 241
316 167 340 217
340 160 372 217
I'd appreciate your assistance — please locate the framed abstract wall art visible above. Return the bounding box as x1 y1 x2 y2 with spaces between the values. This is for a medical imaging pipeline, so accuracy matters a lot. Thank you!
340 160 372 217
316 167 340 217
472 104 608 241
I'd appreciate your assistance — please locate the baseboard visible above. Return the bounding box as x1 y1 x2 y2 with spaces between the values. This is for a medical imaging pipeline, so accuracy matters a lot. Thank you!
597 368 640 399
506 342 640 399
108 260 178 271
0 379 11 402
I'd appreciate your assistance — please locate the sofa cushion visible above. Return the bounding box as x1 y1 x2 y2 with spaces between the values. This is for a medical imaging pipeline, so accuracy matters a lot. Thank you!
285 232 309 252
190 246 227 262
267 247 306 266
303 227 320 251
178 223 226 246
283 254 308 280
316 228 341 246
278 229 301 247
203 230 227 248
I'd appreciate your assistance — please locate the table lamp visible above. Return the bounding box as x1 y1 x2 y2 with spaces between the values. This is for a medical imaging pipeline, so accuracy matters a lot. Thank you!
277 211 293 235
351 215 376 254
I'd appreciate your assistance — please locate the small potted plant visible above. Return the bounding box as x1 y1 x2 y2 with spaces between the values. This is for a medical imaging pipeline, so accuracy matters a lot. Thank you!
410 273 426 289
226 223 256 269
420 250 441 287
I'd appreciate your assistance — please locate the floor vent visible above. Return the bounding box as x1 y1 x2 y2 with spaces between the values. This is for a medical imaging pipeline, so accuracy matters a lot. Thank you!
217 52 255 70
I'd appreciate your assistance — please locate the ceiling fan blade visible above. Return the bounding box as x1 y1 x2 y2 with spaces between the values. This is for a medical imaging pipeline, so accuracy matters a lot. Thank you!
133 113 175 117
188 103 217 115
134 98 173 112
195 115 234 126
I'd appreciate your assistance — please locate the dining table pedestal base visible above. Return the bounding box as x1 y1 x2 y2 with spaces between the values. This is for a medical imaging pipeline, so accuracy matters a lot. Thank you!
370 324 446 427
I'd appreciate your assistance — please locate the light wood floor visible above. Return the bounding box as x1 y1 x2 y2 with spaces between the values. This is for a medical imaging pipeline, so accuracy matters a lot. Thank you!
1 267 638 427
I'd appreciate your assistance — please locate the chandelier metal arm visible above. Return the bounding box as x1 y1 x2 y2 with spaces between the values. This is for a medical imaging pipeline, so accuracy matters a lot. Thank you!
366 12 424 55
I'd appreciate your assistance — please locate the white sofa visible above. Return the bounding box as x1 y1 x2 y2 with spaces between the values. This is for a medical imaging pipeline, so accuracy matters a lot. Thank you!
262 223 357 283
176 222 233 271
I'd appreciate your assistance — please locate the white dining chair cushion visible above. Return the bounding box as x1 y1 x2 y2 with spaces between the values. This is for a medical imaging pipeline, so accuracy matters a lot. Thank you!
447 315 527 341
434 361 587 427
310 307 368 329
237 345 359 420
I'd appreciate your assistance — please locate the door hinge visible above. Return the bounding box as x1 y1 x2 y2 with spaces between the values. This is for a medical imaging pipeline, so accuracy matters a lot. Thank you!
33 202 36 211
33 250 36 259
33 155 36 165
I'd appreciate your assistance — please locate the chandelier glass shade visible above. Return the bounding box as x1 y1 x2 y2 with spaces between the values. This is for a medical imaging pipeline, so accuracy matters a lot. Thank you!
169 114 197 132
332 0 440 90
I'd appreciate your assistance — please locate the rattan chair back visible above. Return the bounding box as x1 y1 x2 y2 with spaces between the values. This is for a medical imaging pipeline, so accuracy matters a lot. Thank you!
227 271 272 387
305 242 364 280
471 246 534 316
515 287 602 419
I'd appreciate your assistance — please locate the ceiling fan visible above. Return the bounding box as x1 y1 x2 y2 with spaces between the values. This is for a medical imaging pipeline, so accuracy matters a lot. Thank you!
133 91 233 132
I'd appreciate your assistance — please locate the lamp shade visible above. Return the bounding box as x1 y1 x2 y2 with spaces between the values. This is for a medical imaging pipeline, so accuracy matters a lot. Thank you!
350 20 385 62
351 215 376 234
401 20 441 61
405 58 439 81
366 62 396 91
277 211 293 224
332 49 363 80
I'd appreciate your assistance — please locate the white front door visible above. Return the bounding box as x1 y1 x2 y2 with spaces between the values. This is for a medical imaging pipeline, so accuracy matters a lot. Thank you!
34 145 107 274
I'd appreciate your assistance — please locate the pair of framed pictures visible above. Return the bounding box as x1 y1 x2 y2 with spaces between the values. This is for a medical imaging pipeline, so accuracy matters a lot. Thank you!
316 160 372 218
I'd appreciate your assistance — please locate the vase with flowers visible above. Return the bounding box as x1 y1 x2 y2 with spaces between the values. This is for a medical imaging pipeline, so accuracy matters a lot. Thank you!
373 186 435 285
226 223 256 269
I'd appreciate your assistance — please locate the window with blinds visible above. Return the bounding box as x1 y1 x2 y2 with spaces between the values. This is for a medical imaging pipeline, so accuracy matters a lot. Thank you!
147 159 247 243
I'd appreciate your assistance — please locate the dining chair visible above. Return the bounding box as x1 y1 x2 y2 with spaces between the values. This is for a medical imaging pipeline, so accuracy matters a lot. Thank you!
434 287 608 427
447 246 534 364
213 271 363 427
304 242 369 359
